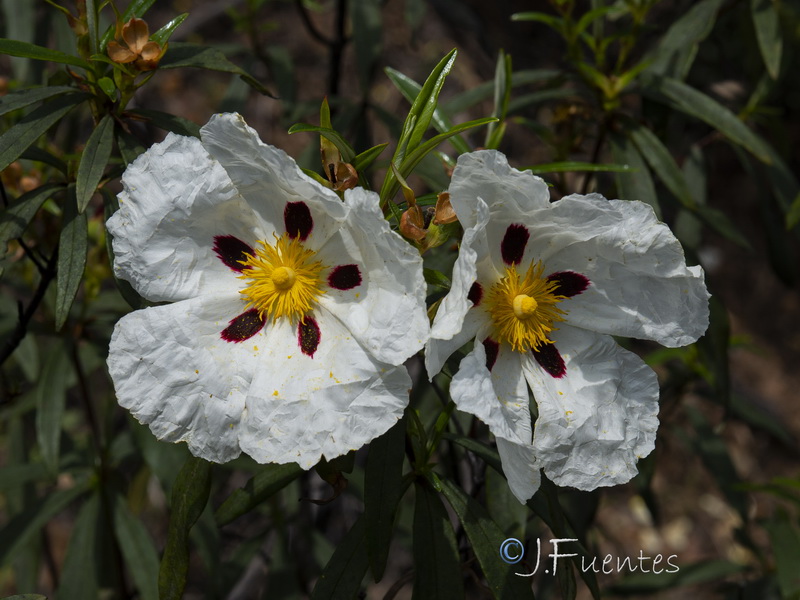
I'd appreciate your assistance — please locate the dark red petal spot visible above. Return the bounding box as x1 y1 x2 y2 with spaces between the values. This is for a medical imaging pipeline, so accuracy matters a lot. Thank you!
328 264 362 291
298 316 321 357
546 271 590 297
213 235 253 272
467 281 483 306
532 343 566 378
284 201 314 241
500 223 530 265
483 338 499 372
221 309 266 343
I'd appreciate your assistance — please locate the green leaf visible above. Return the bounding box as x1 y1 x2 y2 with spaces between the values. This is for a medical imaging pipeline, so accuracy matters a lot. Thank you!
0 38 92 69
413 481 465 599
485 50 512 149
511 11 564 33
609 131 661 217
404 49 457 153
21 146 69 174
85 0 99 56
287 123 356 163
0 480 88 567
56 188 89 330
384 66 470 155
159 43 274 97
113 494 160 600
523 161 633 174
352 142 389 173
438 477 534 600
76 114 114 213
0 595 48 600
214 462 303 526
159 457 212 600
751 0 783 79
696 296 731 406
115 126 146 166
643 76 773 164
97 76 117 101
644 0 723 80
443 69 561 115
350 0 382 91
0 463 49 492
628 124 695 208
423 268 451 291
0 183 64 251
365 418 406 581
35 343 71 472
128 108 201 138
0 85 78 116
788 194 800 230
0 92 89 173
311 515 369 599
56 493 101 600
151 13 189 46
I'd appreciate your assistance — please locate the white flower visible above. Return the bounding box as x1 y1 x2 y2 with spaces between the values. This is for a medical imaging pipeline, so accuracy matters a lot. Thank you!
426 150 709 503
107 113 429 468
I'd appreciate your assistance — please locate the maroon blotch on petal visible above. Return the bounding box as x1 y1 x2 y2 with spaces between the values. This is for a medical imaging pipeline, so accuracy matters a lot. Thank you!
298 316 321 357
483 338 499 371
328 264 362 290
467 281 483 306
213 235 253 272
221 309 266 343
284 201 314 241
546 271 590 297
532 343 566 378
500 223 530 265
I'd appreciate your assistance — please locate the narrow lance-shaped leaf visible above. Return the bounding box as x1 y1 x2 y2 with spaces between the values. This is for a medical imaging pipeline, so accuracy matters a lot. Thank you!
609 131 661 218
485 50 512 149
627 123 694 208
0 38 92 69
159 457 212 600
643 75 773 164
128 108 201 138
151 13 189 46
522 161 633 174
751 0 783 79
288 124 356 163
114 493 160 600
365 417 407 581
0 86 78 117
311 515 370 600
56 493 101 600
404 49 457 153
350 0 382 91
159 43 275 97
0 183 64 249
35 342 72 472
413 481 465 599
0 93 89 172
438 476 535 599
352 142 389 173
56 187 89 331
76 114 114 213
214 463 303 526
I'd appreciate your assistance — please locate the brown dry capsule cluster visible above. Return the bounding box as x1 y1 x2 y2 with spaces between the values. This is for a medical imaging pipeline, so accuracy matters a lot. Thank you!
107 18 166 71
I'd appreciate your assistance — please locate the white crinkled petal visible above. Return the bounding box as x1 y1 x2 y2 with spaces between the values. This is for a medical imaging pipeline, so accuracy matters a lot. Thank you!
107 293 260 462
428 197 490 342
496 437 542 504
448 150 550 230
199 113 347 250
107 133 260 302
425 309 488 380
315 187 429 366
239 308 411 468
450 343 531 445
527 194 710 347
521 325 659 491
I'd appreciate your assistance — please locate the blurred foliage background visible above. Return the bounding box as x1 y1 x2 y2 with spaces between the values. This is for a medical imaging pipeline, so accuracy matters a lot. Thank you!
2 0 800 598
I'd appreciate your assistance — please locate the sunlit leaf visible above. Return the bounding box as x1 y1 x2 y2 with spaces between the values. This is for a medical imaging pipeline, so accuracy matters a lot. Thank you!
288 123 356 163
352 142 389 173
151 13 189 46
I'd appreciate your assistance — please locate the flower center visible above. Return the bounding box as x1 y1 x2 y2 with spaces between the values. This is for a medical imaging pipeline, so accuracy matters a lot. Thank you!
238 234 325 322
484 261 567 353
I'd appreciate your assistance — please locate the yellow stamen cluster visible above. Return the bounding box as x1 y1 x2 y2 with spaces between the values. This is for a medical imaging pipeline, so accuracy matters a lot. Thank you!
484 261 567 353
238 234 325 322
